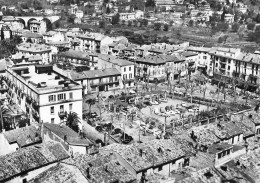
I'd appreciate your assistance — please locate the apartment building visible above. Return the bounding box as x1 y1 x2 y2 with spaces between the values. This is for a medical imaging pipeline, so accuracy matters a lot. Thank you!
76 33 114 53
210 47 241 82
135 54 186 82
187 46 213 76
5 65 83 126
97 54 135 88
16 43 53 64
53 49 97 69
68 68 121 94
233 52 260 91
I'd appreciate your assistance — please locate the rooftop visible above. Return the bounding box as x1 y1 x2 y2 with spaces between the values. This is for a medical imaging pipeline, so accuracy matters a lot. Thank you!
98 54 134 66
58 49 90 61
43 123 93 146
135 54 185 65
70 152 136 183
208 143 233 154
17 43 52 53
181 51 198 57
69 68 121 80
187 46 211 53
0 141 69 182
3 125 41 147
22 31 43 39
7 65 81 94
28 163 88 183
102 139 187 172
236 52 260 64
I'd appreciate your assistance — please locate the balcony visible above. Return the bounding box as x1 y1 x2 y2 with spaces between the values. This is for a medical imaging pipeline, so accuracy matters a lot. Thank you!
58 111 67 119
26 96 32 104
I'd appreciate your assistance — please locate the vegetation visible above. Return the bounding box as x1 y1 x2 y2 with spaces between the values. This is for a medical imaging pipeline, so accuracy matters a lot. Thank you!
65 111 80 132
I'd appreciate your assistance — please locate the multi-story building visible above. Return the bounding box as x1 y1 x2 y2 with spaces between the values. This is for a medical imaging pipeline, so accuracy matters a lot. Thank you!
97 54 135 88
210 47 241 83
135 54 186 82
68 68 121 94
76 33 114 53
29 20 47 34
233 52 260 91
53 49 97 69
187 46 213 76
5 65 83 126
16 43 53 63
43 30 66 44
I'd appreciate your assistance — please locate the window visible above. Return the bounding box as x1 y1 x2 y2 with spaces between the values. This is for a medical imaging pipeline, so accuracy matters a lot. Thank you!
109 76 113 82
69 92 73 99
129 67 131 71
58 93 66 101
51 118 54 123
228 66 230 70
60 105 64 112
203 56 207 59
123 74 127 80
69 104 73 111
124 67 126 72
49 95 56 102
228 60 231 64
129 74 132 79
227 149 230 155
218 153 221 159
50 106 54 114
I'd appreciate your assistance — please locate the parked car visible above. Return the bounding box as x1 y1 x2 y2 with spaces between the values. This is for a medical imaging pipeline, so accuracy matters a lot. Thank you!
143 101 152 106
159 98 168 103
150 100 159 105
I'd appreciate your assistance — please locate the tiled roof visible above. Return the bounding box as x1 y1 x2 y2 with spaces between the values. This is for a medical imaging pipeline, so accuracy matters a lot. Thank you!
98 54 134 66
72 153 136 183
22 31 43 38
181 51 198 57
136 54 185 65
0 141 69 182
102 139 186 172
236 52 260 64
187 46 211 53
58 49 90 60
70 68 121 80
208 143 233 154
28 163 88 183
43 123 93 146
3 125 41 147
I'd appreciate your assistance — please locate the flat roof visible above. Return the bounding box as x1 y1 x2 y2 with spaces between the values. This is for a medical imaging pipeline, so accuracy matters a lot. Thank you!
7 65 81 94
17 43 52 53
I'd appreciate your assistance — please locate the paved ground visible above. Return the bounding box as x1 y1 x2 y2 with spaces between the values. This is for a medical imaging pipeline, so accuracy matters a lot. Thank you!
81 76 258 144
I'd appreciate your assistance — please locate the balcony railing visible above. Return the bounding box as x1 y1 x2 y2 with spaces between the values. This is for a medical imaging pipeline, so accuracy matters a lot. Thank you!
58 111 67 119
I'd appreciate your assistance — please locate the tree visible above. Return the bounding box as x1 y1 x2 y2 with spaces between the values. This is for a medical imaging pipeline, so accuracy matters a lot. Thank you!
189 19 194 27
255 13 260 23
216 22 229 32
163 24 169 31
65 112 80 132
106 7 111 14
86 98 95 113
232 22 240 32
128 20 132 26
247 22 256 30
112 13 120 25
154 22 161 30
145 0 155 7
99 20 106 28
